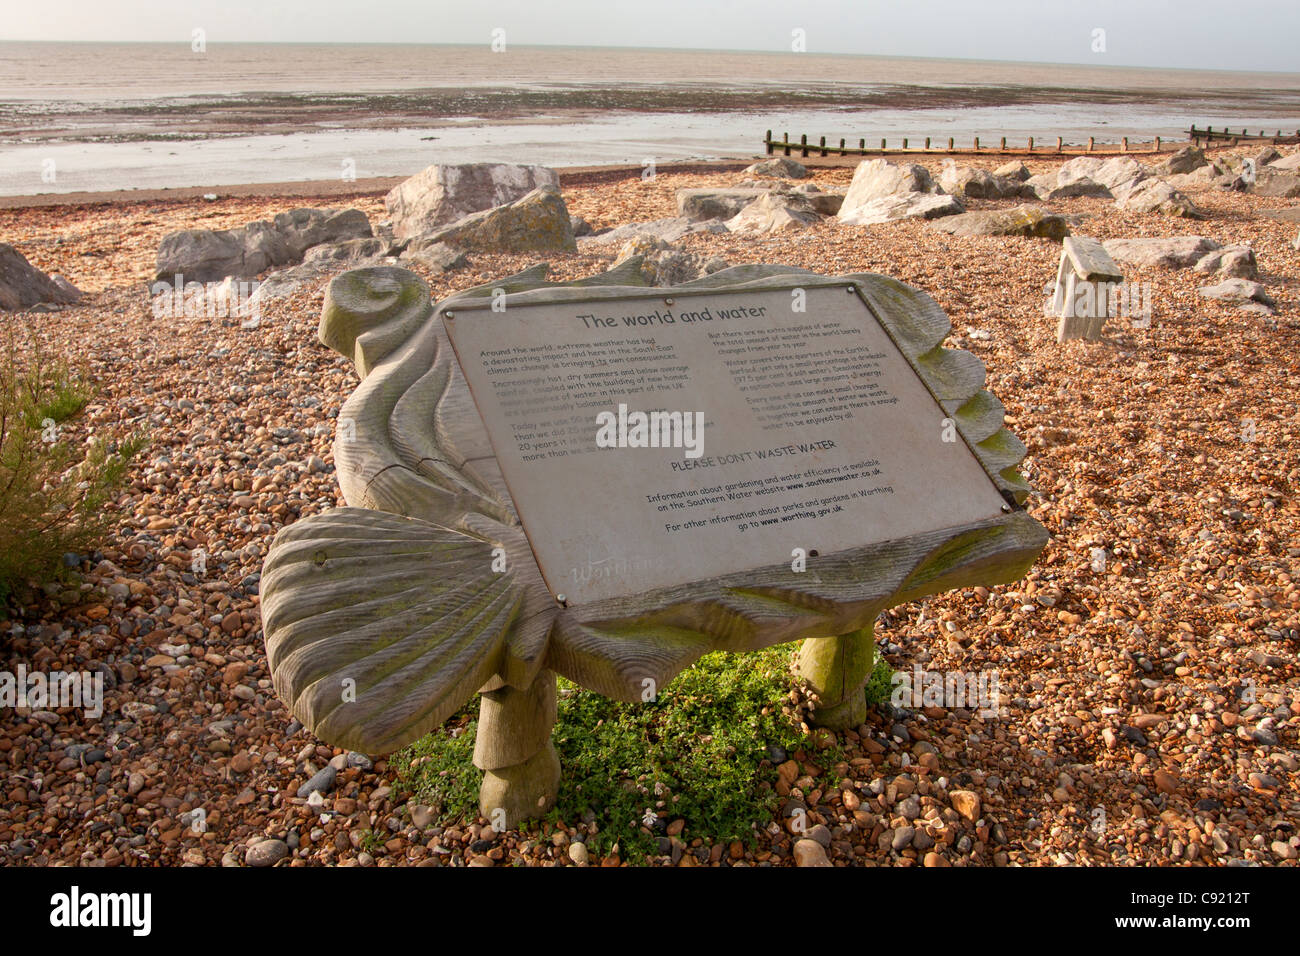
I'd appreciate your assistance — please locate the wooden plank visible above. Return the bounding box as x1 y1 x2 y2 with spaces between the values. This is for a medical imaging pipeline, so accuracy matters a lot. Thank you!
1063 236 1123 282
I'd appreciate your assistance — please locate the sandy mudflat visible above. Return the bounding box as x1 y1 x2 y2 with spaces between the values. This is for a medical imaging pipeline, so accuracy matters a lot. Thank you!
1 145 1297 867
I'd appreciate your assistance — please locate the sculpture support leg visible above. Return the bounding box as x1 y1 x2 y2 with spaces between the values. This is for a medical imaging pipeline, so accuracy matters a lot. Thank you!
474 669 560 828
797 625 875 729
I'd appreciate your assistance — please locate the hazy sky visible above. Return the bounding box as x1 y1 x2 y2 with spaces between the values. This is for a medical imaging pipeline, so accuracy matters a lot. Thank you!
3 0 1297 73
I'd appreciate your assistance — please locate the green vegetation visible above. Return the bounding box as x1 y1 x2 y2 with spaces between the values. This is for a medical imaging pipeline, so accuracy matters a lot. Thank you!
393 644 811 862
0 330 145 603
391 643 900 864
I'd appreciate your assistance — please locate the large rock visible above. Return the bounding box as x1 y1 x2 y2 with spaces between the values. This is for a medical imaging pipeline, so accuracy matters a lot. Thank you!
1198 278 1276 314
400 240 469 273
838 159 954 224
1152 146 1207 177
578 217 727 247
994 160 1031 181
838 192 965 226
612 237 726 286
938 163 1026 199
412 185 576 253
156 222 287 283
155 208 372 283
1253 171 1300 198
1115 179 1204 218
1266 152 1300 171
272 208 374 260
839 159 937 211
677 188 767 222
928 204 1069 240
384 163 560 240
1193 245 1258 280
0 244 82 311
791 183 844 216
724 191 822 234
1023 171 1112 201
743 157 809 179
1102 236 1221 270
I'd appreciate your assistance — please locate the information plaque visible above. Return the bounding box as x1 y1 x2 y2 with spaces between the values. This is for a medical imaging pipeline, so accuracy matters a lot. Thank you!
444 283 1009 605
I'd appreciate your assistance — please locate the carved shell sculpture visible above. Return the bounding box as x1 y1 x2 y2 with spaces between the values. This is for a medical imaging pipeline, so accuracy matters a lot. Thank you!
260 260 1046 755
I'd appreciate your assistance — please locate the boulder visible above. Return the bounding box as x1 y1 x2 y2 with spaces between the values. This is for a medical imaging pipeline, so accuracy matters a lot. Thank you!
677 188 767 221
1115 179 1204 218
838 192 965 226
155 207 372 283
271 208 373 260
156 222 288 283
1253 171 1300 198
743 157 809 179
0 244 82 311
839 159 937 212
1103 236 1220 270
928 205 1069 240
412 185 576 254
1023 172 1112 201
400 241 469 273
994 160 1031 181
303 237 393 266
790 183 844 216
724 191 822 234
384 162 560 240
938 163 1026 199
1193 245 1258 280
1254 146 1282 167
1166 165 1231 189
578 217 727 247
1266 152 1300 171
1152 146 1207 177
612 237 724 286
1198 278 1276 313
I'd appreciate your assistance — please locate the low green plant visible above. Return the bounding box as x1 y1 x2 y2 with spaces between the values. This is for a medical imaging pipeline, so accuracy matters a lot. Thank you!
0 329 145 603
392 644 811 863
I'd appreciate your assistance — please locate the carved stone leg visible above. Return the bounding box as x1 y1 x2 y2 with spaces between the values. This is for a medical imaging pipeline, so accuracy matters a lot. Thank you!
797 625 876 729
473 669 560 828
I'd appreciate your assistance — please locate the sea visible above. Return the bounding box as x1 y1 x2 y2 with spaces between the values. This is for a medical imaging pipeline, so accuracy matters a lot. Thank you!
2 42 1299 196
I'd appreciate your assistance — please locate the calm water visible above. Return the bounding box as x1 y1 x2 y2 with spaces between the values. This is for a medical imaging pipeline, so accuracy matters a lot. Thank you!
2 42 1299 195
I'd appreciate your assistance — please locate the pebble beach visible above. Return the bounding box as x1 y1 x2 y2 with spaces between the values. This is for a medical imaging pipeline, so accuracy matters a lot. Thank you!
1 145 1297 868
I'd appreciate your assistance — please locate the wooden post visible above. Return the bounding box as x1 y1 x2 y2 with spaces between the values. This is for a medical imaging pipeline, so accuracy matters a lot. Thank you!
925 136 931 150
974 136 980 150
1000 136 1006 150
797 625 875 730
859 138 865 151
948 137 954 151
819 135 827 157
1087 136 1094 152
766 129 773 156
1056 136 1063 153
839 137 846 155
903 138 908 149
1155 136 1161 152
783 132 791 157
1121 137 1128 152
881 138 887 151
800 134 808 158
1028 136 1034 152
475 669 561 827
